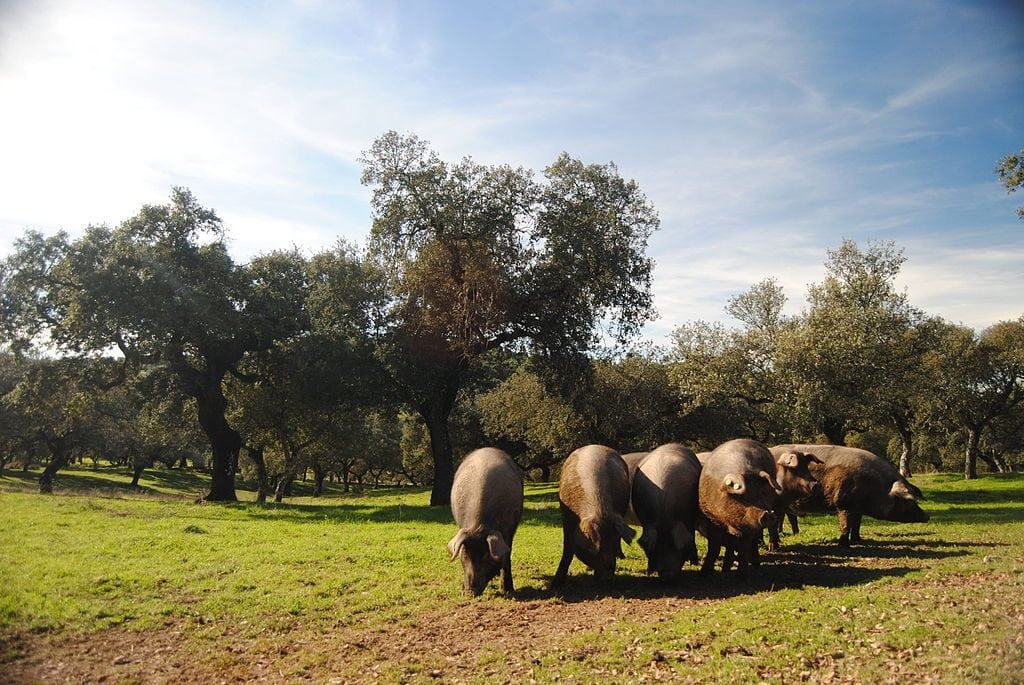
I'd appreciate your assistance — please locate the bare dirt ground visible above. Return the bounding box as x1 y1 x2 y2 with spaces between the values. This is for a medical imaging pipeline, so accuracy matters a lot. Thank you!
1 592 699 684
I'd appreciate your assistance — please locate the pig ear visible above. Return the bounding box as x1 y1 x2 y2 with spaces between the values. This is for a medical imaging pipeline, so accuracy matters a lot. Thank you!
722 473 746 495
615 515 636 545
776 452 798 469
580 516 602 552
447 529 468 561
671 522 693 550
807 453 824 464
759 470 783 494
486 532 510 562
889 480 916 500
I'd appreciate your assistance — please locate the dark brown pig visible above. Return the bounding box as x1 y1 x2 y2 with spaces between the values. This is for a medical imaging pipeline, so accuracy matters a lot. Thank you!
621 451 649 526
552 444 635 586
448 448 524 596
770 444 928 546
631 443 702 579
698 439 781 577
764 449 822 550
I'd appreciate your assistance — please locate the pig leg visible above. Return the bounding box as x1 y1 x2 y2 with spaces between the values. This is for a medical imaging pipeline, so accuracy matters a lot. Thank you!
552 521 575 587
787 511 800 535
501 554 515 595
767 513 782 551
701 526 723 576
849 513 864 544
721 539 736 572
837 510 856 546
735 536 754 580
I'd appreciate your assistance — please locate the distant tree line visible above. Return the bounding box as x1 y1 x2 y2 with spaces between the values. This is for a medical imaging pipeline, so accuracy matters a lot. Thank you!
2 135 1022 501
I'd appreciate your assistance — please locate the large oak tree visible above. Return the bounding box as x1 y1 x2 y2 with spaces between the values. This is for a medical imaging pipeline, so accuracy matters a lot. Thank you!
1 189 309 500
360 132 658 504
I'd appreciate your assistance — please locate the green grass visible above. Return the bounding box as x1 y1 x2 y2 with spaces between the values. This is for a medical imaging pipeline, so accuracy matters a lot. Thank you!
1 464 1023 683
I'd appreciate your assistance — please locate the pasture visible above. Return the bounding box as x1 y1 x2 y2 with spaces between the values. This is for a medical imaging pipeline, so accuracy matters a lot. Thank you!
1 466 1022 683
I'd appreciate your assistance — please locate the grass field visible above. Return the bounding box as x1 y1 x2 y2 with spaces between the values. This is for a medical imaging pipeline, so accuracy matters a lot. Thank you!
1 465 1023 683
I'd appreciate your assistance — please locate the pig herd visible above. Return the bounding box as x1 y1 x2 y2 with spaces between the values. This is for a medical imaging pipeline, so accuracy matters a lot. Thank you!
446 441 930 596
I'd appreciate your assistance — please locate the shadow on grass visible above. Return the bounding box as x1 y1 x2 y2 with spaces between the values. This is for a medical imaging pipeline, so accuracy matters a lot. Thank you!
517 560 920 604
515 534 971 603
230 500 455 525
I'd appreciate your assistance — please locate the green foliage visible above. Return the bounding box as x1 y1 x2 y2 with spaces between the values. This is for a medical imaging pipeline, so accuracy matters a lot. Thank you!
995 148 1024 220
775 239 924 444
360 131 659 503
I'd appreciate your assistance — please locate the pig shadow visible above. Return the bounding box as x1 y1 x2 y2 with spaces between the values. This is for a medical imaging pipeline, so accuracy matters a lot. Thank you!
520 534 974 602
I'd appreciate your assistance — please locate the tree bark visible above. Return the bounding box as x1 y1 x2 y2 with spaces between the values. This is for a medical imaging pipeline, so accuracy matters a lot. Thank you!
274 469 297 503
965 427 981 480
247 445 270 503
131 464 145 487
418 373 462 506
820 417 847 446
39 455 66 494
195 383 241 501
312 462 326 497
892 413 914 478
421 400 455 506
38 436 68 494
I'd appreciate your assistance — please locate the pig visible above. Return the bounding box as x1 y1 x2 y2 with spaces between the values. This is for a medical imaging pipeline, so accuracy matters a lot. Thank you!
631 443 702 579
698 439 782 577
764 448 823 551
769 444 929 546
552 444 635 586
447 447 524 596
621 451 649 525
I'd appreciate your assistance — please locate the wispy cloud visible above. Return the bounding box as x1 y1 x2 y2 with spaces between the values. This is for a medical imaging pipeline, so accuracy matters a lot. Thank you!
0 0 1020 343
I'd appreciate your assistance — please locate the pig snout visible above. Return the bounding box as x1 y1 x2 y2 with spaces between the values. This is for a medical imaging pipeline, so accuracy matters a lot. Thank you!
758 509 779 530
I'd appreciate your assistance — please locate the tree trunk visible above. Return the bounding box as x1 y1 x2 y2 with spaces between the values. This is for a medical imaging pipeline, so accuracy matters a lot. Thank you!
976 451 1008 473
421 399 455 506
892 414 913 478
39 455 66 494
247 445 270 504
274 469 297 503
38 437 68 494
312 462 326 497
820 417 846 446
965 427 981 480
195 384 241 502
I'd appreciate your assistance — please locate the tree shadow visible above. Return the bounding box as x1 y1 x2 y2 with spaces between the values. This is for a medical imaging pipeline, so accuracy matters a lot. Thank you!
230 500 455 525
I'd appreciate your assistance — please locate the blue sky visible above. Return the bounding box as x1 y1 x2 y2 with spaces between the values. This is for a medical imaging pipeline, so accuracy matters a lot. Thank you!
1 0 1022 343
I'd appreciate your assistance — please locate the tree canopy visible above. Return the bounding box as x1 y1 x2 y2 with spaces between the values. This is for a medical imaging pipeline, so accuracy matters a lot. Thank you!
360 131 659 504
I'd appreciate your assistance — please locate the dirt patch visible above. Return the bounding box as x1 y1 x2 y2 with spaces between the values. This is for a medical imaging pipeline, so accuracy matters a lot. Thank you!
1 589 709 684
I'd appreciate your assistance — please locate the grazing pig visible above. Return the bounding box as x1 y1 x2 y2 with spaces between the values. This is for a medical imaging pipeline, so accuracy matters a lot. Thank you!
764 449 822 551
770 444 929 546
621 451 649 525
631 443 702 579
553 444 635 586
698 439 782 577
448 448 524 596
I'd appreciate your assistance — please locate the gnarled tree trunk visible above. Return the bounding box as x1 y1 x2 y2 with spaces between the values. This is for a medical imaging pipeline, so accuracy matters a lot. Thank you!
195 383 241 502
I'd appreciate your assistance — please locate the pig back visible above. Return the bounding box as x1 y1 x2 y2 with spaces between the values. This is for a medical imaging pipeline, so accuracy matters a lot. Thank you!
451 447 524 537
560 444 631 519
632 443 701 528
771 444 924 520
